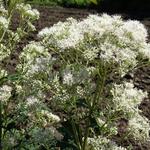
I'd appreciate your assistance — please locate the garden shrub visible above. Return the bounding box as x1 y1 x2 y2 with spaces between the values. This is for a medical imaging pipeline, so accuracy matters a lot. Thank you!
57 0 99 7
25 0 99 7
0 0 150 149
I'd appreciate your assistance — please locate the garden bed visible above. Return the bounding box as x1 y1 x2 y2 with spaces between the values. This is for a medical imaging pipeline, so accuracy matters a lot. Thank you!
3 5 150 149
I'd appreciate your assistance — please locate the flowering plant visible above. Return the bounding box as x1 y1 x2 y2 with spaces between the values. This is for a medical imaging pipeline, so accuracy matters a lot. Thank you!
0 1 150 149
0 1 62 149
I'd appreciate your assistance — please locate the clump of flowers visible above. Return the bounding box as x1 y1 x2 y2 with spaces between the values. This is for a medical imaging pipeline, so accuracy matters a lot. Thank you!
0 1 60 149
1 1 150 149
17 13 150 149
87 136 127 150
111 81 148 117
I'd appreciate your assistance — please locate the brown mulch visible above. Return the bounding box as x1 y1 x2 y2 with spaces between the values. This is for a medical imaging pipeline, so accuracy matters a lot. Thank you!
4 6 150 150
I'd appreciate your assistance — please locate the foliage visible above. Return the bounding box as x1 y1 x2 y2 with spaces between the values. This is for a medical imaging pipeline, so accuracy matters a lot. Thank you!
57 0 99 7
0 1 61 149
25 0 58 6
0 0 150 149
25 0 99 7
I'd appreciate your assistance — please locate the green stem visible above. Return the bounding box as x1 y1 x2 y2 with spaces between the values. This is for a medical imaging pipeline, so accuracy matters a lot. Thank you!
71 119 82 150
82 62 107 150
82 119 90 150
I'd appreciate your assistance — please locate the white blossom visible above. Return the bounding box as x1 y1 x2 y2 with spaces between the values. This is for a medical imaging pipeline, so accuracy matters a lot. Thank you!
139 43 150 60
63 71 74 86
40 110 60 123
25 9 39 19
26 96 39 106
0 85 12 102
0 16 8 28
111 82 148 115
38 14 150 77
122 20 148 43
87 136 127 150
128 112 150 141
0 68 7 78
16 3 39 20
83 47 99 61
26 56 51 75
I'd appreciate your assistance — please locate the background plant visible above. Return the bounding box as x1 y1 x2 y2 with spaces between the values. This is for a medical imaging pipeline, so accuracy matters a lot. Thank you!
0 1 62 149
25 0 99 7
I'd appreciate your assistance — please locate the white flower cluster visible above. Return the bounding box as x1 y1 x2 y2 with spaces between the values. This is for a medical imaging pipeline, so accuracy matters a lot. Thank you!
38 14 150 76
140 43 150 60
16 13 150 148
40 110 60 124
128 112 150 141
27 56 51 75
111 82 150 140
111 81 148 115
87 136 127 150
20 42 47 59
18 42 51 76
0 16 8 29
0 3 7 13
0 43 10 61
0 2 39 64
16 3 39 20
0 85 12 103
38 18 83 49
26 96 39 106
63 71 74 86
0 68 7 79
50 75 70 104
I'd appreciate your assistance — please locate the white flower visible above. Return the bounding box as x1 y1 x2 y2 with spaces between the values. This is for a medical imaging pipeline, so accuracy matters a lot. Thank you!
76 86 85 97
41 110 60 123
111 82 148 115
83 47 99 61
26 96 39 106
26 56 51 75
38 14 149 77
0 85 12 102
16 3 31 11
0 43 10 61
23 42 45 54
17 3 39 20
122 20 148 43
0 68 7 78
25 9 39 19
87 136 127 150
139 43 150 60
0 16 8 28
38 27 51 38
63 71 74 86
128 112 150 141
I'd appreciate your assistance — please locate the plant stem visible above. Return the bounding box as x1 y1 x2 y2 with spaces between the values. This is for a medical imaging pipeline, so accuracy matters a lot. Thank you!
71 119 82 150
82 62 106 150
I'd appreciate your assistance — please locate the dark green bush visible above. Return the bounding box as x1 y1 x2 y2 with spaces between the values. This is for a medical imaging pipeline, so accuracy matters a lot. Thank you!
58 0 99 7
25 0 99 7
